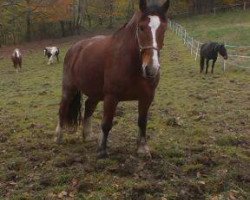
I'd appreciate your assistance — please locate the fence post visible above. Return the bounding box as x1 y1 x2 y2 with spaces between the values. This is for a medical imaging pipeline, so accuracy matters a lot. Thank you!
184 30 187 44
243 2 246 10
223 60 226 72
213 8 216 15
191 37 194 55
195 42 200 61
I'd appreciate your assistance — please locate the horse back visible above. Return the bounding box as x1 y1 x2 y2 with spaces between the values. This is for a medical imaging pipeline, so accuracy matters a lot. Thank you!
63 35 112 98
200 42 219 60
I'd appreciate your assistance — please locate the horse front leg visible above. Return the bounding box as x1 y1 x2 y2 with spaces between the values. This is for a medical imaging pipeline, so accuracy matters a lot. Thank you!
137 97 153 158
48 55 54 65
98 95 118 158
211 59 217 74
206 59 209 74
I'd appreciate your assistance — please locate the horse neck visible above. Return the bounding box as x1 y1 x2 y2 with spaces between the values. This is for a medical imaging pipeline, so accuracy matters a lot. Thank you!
113 13 141 62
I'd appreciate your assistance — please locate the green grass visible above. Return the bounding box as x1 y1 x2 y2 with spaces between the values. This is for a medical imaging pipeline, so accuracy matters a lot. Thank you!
0 19 250 199
177 10 250 70
177 10 250 46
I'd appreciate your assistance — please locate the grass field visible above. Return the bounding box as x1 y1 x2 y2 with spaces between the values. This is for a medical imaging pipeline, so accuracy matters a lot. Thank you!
177 10 250 46
0 12 250 200
177 10 250 70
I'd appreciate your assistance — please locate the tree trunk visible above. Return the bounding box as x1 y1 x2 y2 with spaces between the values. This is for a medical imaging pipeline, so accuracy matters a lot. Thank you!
25 0 32 41
107 0 114 29
26 10 31 41
60 21 66 37
126 0 135 20
75 0 85 34
188 0 215 15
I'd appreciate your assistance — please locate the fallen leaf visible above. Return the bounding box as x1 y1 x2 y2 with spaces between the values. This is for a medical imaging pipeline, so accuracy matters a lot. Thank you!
58 191 67 199
69 192 75 198
229 191 237 200
71 178 79 187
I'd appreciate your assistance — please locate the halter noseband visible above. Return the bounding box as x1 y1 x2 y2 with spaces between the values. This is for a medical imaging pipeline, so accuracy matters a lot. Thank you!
136 27 160 52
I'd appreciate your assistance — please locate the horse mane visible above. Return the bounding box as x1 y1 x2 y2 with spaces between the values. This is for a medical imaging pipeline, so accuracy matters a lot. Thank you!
112 3 167 37
113 12 141 37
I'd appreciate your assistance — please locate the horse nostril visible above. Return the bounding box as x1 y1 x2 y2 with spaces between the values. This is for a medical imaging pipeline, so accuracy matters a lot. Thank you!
145 66 157 78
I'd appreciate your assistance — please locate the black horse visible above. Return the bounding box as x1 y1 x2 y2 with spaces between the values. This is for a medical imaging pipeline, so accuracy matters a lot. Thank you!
200 42 228 74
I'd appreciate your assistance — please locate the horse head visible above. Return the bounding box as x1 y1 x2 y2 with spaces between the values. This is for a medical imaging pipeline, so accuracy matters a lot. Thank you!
137 0 170 79
218 44 228 60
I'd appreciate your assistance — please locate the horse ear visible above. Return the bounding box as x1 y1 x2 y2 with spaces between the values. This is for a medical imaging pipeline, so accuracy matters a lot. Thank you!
162 0 170 13
139 0 147 12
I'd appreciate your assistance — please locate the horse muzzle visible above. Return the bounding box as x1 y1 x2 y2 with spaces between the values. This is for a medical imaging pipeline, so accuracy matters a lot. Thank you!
224 56 228 60
142 65 160 79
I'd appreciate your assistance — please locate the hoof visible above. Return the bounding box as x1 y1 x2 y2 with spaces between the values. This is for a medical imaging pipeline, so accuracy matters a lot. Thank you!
97 149 108 159
137 144 151 159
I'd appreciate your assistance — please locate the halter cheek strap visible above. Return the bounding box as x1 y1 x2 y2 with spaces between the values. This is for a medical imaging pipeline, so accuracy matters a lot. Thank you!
136 27 160 52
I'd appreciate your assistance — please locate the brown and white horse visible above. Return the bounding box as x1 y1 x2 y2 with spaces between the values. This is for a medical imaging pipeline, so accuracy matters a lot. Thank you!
55 0 170 158
11 48 22 72
44 47 60 65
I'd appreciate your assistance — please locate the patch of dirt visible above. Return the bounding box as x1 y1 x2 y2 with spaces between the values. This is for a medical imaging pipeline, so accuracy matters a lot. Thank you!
53 154 87 168
177 181 206 200
123 182 165 200
0 30 112 58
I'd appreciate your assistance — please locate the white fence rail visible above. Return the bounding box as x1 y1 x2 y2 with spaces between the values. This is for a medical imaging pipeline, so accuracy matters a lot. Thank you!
213 2 250 15
168 20 250 71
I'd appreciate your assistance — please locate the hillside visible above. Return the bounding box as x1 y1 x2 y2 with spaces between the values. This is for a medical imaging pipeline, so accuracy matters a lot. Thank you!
177 10 250 46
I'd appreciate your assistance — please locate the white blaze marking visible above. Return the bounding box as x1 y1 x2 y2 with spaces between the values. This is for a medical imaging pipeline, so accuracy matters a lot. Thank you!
45 46 59 64
148 16 160 70
14 49 21 58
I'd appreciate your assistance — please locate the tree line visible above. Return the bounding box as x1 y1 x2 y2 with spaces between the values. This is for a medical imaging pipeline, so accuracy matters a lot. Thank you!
0 0 248 46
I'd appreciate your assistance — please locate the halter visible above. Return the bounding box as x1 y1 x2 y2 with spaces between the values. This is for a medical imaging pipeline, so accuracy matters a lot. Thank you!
136 26 160 52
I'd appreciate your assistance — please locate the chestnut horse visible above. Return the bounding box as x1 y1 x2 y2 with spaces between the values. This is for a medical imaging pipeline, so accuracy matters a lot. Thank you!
55 0 170 158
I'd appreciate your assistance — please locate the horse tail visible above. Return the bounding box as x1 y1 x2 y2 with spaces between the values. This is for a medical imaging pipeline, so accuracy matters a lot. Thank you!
58 49 82 128
59 89 82 128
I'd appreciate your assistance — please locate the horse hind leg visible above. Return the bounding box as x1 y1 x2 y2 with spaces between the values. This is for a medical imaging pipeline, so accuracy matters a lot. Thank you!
206 59 209 74
55 88 82 144
211 59 216 74
15 65 19 73
200 57 205 73
82 98 99 142
18 61 22 72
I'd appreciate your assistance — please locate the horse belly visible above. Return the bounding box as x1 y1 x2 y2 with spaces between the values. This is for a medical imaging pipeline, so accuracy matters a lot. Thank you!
74 50 106 99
